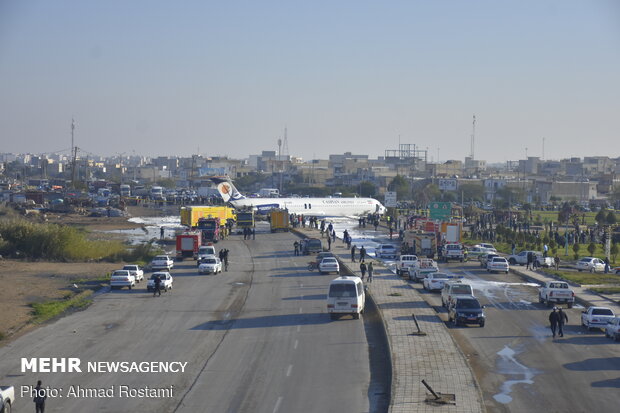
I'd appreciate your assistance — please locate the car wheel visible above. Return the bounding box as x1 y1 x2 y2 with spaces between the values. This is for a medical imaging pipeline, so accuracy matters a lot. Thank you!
505 271 509 274
129 285 132 290
539 295 544 304
508 258 516 265
330 313 337 320
567 302 573 309
452 317 459 326
487 269 490 273
590 267 595 273
578 269 582 272
605 330 610 338
479 321 485 328
615 333 620 342
4 401 11 413
353 313 360 320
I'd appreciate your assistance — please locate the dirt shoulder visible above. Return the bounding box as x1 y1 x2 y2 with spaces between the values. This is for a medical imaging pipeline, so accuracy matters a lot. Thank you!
0 205 172 343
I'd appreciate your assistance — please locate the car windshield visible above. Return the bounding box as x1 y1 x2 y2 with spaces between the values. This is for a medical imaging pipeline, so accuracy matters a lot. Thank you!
433 274 449 279
203 259 216 264
456 299 481 309
123 266 137 270
322 258 337 264
307 240 321 247
329 283 357 298
579 258 591 262
154 256 168 260
112 271 127 276
492 258 507 263
592 309 614 316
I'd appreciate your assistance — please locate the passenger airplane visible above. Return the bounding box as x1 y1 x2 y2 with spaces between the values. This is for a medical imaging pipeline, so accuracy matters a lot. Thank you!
212 177 386 217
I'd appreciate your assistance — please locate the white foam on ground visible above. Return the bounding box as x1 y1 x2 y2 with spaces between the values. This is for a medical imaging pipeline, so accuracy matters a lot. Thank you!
493 345 537 404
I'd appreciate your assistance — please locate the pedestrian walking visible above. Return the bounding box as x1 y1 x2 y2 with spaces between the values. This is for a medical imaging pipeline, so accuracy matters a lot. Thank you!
554 255 560 270
160 226 165 240
331 230 336 243
351 245 357 262
360 246 366 262
327 236 332 250
557 308 568 337
604 257 610 274
252 228 255 240
33 379 46 413
153 274 162 297
367 261 373 283
343 230 349 245
360 262 367 280
526 251 533 270
294 241 299 256
549 307 560 338
223 249 229 271
511 242 516 255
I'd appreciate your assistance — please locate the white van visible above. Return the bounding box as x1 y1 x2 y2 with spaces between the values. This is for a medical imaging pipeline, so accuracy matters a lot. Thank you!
327 276 365 320
197 245 217 266
441 281 474 307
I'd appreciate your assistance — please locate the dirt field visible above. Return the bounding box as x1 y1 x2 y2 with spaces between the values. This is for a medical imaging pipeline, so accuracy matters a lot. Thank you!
0 205 173 342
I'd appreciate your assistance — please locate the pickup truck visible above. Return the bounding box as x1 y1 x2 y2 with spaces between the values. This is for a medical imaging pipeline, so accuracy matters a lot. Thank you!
507 250 553 268
0 385 14 413
581 306 615 330
396 255 418 276
110 270 136 290
409 258 438 282
441 243 465 262
538 281 575 308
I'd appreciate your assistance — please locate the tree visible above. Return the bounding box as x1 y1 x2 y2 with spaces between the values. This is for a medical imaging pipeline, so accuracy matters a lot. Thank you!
595 209 607 226
459 184 485 203
388 175 410 200
606 211 617 226
611 242 619 264
572 243 580 260
587 242 596 256
359 181 376 198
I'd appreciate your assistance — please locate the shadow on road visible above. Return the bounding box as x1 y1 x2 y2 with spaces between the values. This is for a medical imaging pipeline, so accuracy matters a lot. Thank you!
591 377 620 388
282 294 327 301
190 312 330 330
563 357 620 371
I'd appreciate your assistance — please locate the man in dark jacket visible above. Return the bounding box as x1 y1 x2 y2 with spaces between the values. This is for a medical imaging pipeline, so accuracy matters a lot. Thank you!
557 308 568 337
549 307 560 338
359 262 367 280
351 245 356 262
153 274 162 297
526 252 533 270
33 379 46 413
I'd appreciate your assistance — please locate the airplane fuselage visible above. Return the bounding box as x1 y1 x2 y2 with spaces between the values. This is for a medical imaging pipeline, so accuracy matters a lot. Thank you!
229 196 384 217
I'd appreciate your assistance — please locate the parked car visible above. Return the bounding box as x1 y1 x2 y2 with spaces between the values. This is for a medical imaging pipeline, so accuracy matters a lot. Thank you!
0 385 14 413
467 246 493 259
198 256 222 274
197 245 217 264
146 272 173 292
479 253 499 268
376 244 398 259
604 317 620 341
477 243 497 252
575 257 605 273
423 272 452 292
110 270 136 290
122 265 144 282
487 257 510 274
151 255 174 271
319 257 340 275
441 281 474 307
448 295 486 327
507 250 553 267
581 307 615 330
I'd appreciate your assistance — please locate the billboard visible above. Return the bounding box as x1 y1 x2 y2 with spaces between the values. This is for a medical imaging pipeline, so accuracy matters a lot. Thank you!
384 191 397 207
438 179 458 191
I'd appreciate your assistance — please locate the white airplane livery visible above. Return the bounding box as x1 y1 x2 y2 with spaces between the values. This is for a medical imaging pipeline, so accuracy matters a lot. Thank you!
212 177 386 217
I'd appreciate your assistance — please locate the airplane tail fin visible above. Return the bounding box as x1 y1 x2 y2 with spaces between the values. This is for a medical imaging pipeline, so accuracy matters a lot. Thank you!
211 177 246 203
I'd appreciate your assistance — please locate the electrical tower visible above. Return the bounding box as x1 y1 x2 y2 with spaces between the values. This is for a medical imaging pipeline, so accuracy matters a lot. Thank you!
282 127 289 157
470 114 476 159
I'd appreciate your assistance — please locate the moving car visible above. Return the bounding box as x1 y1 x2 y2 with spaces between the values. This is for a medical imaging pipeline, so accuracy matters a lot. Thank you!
151 255 174 271
581 306 615 330
538 281 575 308
441 281 474 307
376 244 398 259
327 276 365 320
110 270 136 290
302 238 323 255
604 317 620 341
479 253 499 268
122 265 144 282
467 246 493 259
315 251 336 265
319 257 340 275
197 245 217 263
487 257 509 274
198 256 222 274
477 243 497 252
423 272 451 292
147 272 173 292
441 243 465 262
448 295 486 327
575 257 605 273
0 385 14 413
396 254 418 276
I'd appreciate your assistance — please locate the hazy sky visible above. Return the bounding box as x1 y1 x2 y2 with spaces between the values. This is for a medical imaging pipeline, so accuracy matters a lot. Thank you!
1 0 619 162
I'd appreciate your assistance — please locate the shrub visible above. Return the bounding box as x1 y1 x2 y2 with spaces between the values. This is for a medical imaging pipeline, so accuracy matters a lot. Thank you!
572 243 580 260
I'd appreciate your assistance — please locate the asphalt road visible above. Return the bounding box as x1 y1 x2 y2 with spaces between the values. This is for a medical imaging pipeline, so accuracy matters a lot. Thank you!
408 260 620 413
0 223 379 413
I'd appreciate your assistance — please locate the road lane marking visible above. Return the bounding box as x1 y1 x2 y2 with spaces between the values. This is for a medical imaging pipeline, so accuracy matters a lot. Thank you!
294 339 298 349
273 396 283 413
286 364 293 377
299 307 303 313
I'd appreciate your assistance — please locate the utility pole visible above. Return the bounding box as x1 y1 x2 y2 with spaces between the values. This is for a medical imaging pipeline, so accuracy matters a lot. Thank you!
470 115 476 159
542 137 545 160
70 146 78 189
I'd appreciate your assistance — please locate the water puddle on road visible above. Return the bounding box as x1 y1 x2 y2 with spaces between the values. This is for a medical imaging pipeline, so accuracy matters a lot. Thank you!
493 345 539 404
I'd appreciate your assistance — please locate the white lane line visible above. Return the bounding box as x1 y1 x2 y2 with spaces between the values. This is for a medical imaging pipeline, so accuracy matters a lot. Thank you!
286 364 293 377
299 307 303 313
273 396 283 413
294 339 298 350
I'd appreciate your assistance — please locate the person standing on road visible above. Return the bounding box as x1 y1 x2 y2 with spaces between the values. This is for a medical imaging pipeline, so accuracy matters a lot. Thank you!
359 246 366 262
351 245 357 262
511 241 516 255
367 261 374 283
223 249 229 271
604 257 610 274
160 226 165 240
294 241 299 256
359 261 367 280
557 308 568 337
33 379 46 413
327 236 332 250
153 274 162 297
549 307 560 338
526 251 533 270
554 255 560 270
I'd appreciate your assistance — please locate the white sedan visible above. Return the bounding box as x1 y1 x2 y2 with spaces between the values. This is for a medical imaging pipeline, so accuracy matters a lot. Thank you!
151 255 174 271
487 257 509 274
198 256 222 274
576 257 605 273
122 264 144 282
319 257 340 275
147 272 173 292
376 244 398 259
423 272 451 291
